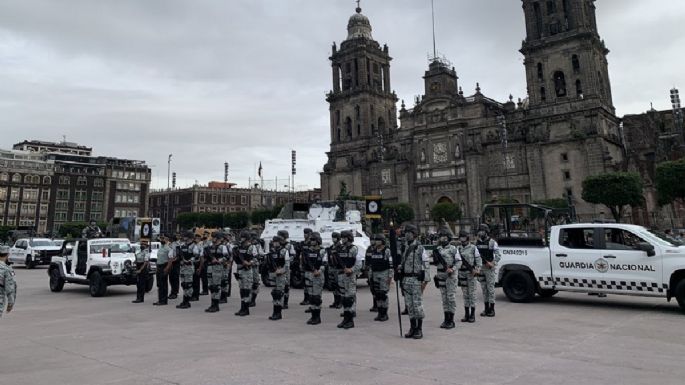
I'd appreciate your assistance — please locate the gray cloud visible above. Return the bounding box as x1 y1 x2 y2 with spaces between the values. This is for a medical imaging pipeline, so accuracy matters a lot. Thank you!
0 0 682 190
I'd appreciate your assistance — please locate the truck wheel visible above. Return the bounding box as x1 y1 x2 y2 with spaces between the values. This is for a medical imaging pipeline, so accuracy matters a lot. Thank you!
26 256 35 269
502 270 536 303
89 271 107 297
675 279 685 313
145 275 155 293
538 289 558 298
49 268 65 292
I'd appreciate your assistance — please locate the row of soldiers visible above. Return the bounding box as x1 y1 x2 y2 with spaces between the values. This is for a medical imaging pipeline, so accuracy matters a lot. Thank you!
130 224 501 340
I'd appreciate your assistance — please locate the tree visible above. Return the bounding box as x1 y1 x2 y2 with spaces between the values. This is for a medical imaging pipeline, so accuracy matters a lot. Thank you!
533 198 569 209
430 202 462 223
382 203 415 225
251 208 279 226
176 213 201 229
655 158 685 205
57 222 108 238
337 182 350 201
581 172 644 222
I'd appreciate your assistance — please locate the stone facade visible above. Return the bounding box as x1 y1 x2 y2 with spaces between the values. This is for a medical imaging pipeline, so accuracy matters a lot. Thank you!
321 2 626 231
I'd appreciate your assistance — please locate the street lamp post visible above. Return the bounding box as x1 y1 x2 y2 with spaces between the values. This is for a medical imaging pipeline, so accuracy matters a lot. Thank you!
166 154 172 233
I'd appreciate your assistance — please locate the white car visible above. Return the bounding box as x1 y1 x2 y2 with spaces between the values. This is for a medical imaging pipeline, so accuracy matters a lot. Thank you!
9 238 62 269
48 238 155 297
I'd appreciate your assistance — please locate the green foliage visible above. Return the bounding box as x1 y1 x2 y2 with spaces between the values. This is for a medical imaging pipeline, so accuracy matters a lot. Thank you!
533 198 569 209
176 212 250 230
337 182 350 201
581 172 644 222
382 203 415 225
430 202 462 223
57 222 108 238
0 226 13 242
250 207 281 226
655 158 685 205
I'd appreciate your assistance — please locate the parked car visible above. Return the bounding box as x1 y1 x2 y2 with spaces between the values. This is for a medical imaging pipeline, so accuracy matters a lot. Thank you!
9 238 62 268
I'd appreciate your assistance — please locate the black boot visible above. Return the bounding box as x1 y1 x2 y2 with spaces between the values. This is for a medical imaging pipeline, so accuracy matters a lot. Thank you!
249 292 257 307
269 305 282 320
370 298 378 312
401 306 409 315
235 301 250 316
445 312 455 329
404 319 416 338
461 307 470 322
343 311 355 329
468 307 476 323
375 307 388 322
219 292 227 304
488 303 495 317
337 312 348 328
132 298 144 304
300 292 310 306
413 319 423 339
307 309 321 325
330 295 341 309
283 294 289 309
176 298 191 309
200 290 208 296
206 299 219 313
440 311 449 328
480 303 490 317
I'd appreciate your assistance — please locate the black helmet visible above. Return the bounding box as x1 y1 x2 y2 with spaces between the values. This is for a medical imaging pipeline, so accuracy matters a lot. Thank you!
340 230 354 242
478 224 490 234
277 230 289 239
404 224 418 236
212 232 225 240
183 230 194 239
272 235 284 244
373 233 386 244
310 232 322 245
458 230 469 239
438 227 452 240
250 230 259 240
239 230 251 241
331 231 340 240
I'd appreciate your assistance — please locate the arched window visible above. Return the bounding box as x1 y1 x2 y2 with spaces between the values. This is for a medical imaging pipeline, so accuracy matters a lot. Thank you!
554 71 567 97
345 117 352 139
540 87 547 102
572 55 580 73
43 176 51 185
537 63 544 81
11 173 21 183
0 173 8 182
437 196 453 204
575 79 583 96
336 128 341 143
24 175 32 183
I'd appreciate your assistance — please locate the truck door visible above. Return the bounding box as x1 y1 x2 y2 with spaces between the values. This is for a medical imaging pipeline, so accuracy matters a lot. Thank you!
552 227 604 291
75 241 88 276
598 227 663 296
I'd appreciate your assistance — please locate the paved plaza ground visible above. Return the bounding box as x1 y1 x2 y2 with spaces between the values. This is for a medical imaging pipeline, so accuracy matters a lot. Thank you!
2 266 684 385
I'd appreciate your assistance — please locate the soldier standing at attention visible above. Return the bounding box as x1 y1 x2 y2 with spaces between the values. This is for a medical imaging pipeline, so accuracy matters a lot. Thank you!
0 246 17 318
476 224 501 317
219 234 232 304
367 234 392 322
190 234 204 302
233 231 258 316
176 233 196 309
433 227 461 329
153 235 173 306
204 234 226 313
200 233 212 296
299 228 313 307
457 230 482 323
303 232 326 325
167 233 182 300
132 239 151 304
337 230 361 329
248 231 263 307
397 225 426 339
267 236 289 320
327 232 342 309
277 230 295 309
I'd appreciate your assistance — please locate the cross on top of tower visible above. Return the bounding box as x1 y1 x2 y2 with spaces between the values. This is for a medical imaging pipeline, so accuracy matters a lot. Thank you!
356 0 361 13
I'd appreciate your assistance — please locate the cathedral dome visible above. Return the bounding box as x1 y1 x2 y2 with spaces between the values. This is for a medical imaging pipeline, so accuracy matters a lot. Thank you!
347 7 373 40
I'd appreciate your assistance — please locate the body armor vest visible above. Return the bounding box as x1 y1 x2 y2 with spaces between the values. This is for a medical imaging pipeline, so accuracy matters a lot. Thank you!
369 247 391 271
338 245 357 269
476 239 494 263
304 248 323 272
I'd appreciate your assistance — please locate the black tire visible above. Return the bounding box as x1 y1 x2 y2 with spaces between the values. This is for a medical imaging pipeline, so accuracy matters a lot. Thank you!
26 255 35 269
675 279 685 313
538 289 558 298
49 268 65 292
502 270 536 303
290 269 304 289
145 275 154 293
89 271 107 297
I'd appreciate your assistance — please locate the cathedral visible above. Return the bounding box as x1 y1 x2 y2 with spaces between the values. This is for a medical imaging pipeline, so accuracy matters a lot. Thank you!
320 1 660 231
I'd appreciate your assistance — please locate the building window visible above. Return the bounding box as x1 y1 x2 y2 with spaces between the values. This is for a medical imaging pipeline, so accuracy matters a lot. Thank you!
90 213 102 221
563 171 571 181
212 194 217 204
92 191 103 201
94 178 103 187
55 212 68 222
0 173 8 182
561 153 569 162
72 212 85 222
546 0 557 15
0 187 7 200
56 189 69 200
43 176 51 185
74 201 86 212
11 174 21 183
575 79 583 97
230 195 236 204
199 193 206 204
565 188 573 199
10 189 20 200
55 201 69 211
91 202 103 212
240 196 247 205
553 71 567 97
572 55 580 73
537 63 544 81
345 117 352 139
540 87 547 102
77 176 87 186
23 189 39 201
59 176 70 185
175 195 179 204
75 190 87 201
220 195 226 204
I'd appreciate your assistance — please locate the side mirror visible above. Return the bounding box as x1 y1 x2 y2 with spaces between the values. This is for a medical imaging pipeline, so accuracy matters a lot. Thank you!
635 242 656 257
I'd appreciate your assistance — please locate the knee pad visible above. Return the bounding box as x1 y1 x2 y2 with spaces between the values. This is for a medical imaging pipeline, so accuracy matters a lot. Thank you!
181 282 192 290
271 289 283 300
210 284 220 293
377 291 388 302
341 296 355 308
310 295 322 306
240 289 251 299
284 285 290 294
252 283 260 290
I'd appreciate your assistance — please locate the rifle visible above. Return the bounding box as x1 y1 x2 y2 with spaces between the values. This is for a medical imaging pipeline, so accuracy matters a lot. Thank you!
389 224 403 338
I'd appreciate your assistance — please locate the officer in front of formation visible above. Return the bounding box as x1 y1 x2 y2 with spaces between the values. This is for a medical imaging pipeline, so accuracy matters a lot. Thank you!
457 230 482 323
302 232 326 325
233 231 258 316
432 227 461 329
248 231 263 307
475 224 500 317
200 234 213 296
204 233 228 313
175 232 196 309
0 245 17 318
132 239 151 304
219 234 233 304
397 224 426 339
154 234 173 306
266 235 289 321
366 234 392 322
335 230 361 329
277 230 296 309
326 232 342 309
190 234 204 302
299 228 313 307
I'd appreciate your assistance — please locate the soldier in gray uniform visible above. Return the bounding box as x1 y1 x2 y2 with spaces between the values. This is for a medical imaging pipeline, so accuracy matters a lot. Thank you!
277 230 295 309
266 236 289 320
154 235 173 306
303 232 326 325
132 239 151 304
397 225 426 339
336 230 361 329
219 234 233 304
167 233 182 300
0 245 17 318
327 232 342 309
248 231 263 307
204 234 228 313
457 230 482 323
299 227 313 307
175 233 195 309
366 234 393 322
233 231 258 316
433 227 461 329
476 224 501 317
190 235 205 302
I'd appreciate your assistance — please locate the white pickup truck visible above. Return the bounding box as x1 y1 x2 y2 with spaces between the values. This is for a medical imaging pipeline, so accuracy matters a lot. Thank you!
497 223 685 312
9 238 62 269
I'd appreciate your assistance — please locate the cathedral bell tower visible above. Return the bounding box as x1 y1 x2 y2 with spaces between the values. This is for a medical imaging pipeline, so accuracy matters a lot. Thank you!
322 5 399 198
521 0 613 112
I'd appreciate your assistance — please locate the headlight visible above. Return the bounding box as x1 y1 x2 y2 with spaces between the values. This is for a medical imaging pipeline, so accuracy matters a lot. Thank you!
112 261 120 268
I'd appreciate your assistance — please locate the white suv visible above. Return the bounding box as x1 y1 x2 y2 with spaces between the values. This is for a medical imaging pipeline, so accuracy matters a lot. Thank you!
9 238 62 269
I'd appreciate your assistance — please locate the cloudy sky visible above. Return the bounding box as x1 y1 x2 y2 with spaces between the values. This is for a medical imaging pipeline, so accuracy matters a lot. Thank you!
1 0 683 191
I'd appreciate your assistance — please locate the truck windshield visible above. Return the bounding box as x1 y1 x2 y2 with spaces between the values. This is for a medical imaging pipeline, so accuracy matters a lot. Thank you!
645 230 683 247
90 243 132 254
29 240 55 247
